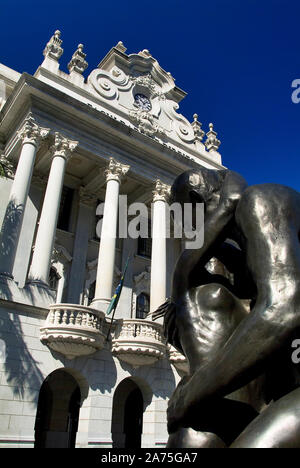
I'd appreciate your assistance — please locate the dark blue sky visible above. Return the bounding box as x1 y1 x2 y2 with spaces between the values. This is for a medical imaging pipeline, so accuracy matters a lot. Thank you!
1 0 300 190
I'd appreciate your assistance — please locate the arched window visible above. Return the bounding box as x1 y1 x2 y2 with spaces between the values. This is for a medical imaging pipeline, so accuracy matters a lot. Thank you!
136 293 150 319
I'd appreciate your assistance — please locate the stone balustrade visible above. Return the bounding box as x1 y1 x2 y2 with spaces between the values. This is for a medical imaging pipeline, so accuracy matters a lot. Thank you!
112 319 166 367
40 303 106 359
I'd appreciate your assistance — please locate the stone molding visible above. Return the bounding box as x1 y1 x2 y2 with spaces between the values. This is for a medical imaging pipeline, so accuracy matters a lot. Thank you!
0 154 15 179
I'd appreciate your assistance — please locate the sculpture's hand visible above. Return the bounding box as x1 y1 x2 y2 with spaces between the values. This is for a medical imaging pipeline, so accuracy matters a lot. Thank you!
218 171 248 214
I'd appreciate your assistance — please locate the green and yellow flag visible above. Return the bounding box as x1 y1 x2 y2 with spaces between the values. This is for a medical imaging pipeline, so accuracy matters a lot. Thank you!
106 256 130 316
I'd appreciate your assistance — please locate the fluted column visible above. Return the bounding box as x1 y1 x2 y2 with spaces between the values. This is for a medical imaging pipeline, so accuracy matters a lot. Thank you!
28 133 78 286
150 180 170 313
91 158 129 311
0 114 49 280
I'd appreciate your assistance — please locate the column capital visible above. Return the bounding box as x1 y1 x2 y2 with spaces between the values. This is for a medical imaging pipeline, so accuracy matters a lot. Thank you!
17 114 50 147
152 179 171 203
105 157 129 183
50 132 78 161
79 186 98 206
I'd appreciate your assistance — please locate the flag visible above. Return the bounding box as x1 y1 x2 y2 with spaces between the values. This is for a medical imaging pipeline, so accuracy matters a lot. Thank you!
106 256 130 316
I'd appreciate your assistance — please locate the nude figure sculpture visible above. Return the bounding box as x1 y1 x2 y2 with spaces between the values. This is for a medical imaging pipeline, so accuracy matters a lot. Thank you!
162 168 300 448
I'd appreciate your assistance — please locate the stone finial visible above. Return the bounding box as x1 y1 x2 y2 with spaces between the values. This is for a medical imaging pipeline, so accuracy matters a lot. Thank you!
191 114 205 141
43 30 63 61
115 41 127 53
152 179 171 203
17 113 50 147
68 44 88 74
105 157 130 183
205 123 221 152
50 132 78 161
138 49 152 58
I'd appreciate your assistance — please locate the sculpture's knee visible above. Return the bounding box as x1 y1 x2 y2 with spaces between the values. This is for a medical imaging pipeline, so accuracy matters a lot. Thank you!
167 427 226 448
198 283 236 313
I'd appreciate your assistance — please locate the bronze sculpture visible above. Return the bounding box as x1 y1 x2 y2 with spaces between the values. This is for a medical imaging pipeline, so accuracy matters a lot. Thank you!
163 168 300 448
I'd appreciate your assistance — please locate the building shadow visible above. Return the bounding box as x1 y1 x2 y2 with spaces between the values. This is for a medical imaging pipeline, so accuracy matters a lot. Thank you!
0 308 44 400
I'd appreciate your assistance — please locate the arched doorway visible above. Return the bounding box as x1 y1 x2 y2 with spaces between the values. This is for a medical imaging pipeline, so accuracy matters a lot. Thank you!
111 378 144 448
34 369 81 448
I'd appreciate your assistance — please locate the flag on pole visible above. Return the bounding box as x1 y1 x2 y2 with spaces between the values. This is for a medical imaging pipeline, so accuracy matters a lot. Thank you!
106 255 130 316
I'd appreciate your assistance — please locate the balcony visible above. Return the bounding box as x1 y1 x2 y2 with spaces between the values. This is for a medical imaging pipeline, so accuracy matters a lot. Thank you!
167 345 189 373
112 319 166 367
40 303 106 360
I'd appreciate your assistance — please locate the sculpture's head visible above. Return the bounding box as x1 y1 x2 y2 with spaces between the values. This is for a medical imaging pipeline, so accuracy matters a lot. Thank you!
170 168 227 216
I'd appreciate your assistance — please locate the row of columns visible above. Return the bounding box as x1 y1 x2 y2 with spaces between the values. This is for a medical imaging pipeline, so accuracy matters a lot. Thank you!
0 114 171 313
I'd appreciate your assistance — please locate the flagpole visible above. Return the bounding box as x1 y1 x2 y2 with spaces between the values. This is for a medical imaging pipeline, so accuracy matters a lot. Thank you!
105 255 130 342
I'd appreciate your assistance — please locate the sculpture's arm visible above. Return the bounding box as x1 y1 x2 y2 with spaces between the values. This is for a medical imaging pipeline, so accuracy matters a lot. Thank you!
171 171 247 302
167 295 298 432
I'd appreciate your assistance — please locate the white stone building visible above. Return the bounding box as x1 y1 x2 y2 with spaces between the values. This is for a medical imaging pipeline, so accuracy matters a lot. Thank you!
0 31 224 448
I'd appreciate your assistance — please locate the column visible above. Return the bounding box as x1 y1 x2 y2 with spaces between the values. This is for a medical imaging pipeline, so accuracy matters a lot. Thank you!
67 187 97 304
28 132 78 286
91 157 129 311
150 180 170 313
0 114 49 280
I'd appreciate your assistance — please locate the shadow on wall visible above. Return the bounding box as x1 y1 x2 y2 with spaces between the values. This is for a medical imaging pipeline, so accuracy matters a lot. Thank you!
89 348 118 394
0 309 44 400
117 358 177 399
0 199 24 276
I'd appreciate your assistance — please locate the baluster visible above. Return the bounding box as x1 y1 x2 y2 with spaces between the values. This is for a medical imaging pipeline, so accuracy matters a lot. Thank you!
75 311 82 326
49 310 55 325
54 309 61 325
82 312 87 327
62 309 68 324
69 309 75 325
87 313 93 327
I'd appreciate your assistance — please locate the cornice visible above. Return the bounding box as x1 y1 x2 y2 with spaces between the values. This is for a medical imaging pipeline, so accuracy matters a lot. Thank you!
0 73 225 180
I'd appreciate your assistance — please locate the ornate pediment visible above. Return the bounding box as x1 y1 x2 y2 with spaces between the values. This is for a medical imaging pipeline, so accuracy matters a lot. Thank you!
86 44 209 150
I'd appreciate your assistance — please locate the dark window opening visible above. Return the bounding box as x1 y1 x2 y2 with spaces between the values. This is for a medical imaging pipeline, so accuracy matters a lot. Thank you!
57 186 74 232
88 281 96 306
124 388 143 448
137 220 152 258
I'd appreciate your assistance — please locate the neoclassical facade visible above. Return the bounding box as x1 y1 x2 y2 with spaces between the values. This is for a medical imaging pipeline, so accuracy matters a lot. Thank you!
0 31 224 448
